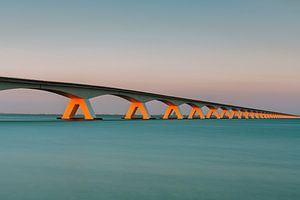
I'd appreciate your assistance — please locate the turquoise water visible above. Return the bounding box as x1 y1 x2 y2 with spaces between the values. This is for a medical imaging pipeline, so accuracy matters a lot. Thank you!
0 115 299 200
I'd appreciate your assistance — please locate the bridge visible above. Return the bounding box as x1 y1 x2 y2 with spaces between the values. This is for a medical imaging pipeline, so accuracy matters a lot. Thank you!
0 77 298 120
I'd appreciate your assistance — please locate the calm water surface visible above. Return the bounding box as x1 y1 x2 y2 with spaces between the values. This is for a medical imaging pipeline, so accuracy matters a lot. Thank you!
0 115 299 200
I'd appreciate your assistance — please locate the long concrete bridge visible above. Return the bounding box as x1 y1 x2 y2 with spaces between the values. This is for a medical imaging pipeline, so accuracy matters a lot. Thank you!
0 77 298 120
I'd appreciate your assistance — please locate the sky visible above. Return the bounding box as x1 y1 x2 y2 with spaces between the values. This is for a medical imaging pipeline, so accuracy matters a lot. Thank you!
0 0 299 115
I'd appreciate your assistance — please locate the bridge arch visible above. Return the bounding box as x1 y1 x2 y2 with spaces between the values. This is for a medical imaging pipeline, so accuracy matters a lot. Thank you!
90 94 130 116
89 94 153 119
144 99 185 119
0 88 68 115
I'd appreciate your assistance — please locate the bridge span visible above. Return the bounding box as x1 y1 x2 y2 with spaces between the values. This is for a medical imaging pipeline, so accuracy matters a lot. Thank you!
0 77 298 120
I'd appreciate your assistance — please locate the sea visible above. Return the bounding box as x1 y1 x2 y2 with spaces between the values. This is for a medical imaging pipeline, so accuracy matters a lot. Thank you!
0 115 299 200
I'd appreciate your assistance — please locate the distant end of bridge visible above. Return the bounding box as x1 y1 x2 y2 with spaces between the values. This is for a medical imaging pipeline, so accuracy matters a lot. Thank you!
0 77 298 120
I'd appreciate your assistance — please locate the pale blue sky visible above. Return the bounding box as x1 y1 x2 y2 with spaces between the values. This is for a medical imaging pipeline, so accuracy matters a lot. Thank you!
0 0 299 114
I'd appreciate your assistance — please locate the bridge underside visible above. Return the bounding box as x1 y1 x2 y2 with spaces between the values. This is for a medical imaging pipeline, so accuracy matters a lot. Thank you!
0 77 298 120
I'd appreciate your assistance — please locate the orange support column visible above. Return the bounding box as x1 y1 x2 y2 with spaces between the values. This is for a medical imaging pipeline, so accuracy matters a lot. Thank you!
232 109 242 119
163 105 183 119
254 112 260 119
62 98 96 120
270 114 274 118
220 108 232 119
206 106 220 119
124 102 150 120
188 106 205 119
249 111 255 119
241 110 249 119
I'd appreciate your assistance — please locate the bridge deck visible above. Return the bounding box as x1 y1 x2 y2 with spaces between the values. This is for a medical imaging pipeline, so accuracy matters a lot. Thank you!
0 76 297 118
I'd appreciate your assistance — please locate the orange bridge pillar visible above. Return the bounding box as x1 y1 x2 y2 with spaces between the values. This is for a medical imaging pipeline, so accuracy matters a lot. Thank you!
188 106 205 119
206 106 220 119
62 98 96 120
254 112 261 119
232 109 242 119
124 101 150 120
163 104 183 120
220 108 232 119
241 110 249 119
249 111 255 119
